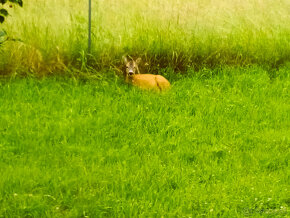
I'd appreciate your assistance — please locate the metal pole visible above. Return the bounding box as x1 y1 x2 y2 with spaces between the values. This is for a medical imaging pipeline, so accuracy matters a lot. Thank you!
88 0 92 54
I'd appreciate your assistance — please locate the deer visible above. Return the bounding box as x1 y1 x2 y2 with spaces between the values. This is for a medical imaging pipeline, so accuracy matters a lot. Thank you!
123 56 170 92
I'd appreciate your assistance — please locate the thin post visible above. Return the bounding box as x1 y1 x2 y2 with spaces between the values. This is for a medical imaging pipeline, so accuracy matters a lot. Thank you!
88 0 92 54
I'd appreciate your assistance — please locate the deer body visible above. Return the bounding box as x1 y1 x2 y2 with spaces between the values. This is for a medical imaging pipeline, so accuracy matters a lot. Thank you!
123 56 170 91
131 74 170 91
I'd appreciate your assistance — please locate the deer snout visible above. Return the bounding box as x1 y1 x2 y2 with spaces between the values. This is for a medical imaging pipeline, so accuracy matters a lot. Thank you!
128 71 134 76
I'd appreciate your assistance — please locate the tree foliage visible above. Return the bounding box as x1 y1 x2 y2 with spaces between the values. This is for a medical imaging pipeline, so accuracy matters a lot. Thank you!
0 0 22 45
0 0 23 24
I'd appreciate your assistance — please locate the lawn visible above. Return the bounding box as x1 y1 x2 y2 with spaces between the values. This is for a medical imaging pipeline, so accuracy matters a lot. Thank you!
0 67 289 217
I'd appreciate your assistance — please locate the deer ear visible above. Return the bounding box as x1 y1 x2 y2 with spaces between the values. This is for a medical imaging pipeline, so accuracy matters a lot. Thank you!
135 57 141 64
122 55 128 64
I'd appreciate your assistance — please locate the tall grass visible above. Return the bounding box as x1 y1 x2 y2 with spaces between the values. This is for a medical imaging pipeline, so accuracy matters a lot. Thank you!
0 0 290 75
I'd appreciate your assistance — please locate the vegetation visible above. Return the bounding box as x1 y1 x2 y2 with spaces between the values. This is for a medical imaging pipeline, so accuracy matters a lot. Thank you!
0 0 289 75
0 67 289 217
0 0 23 46
0 0 23 24
0 0 289 217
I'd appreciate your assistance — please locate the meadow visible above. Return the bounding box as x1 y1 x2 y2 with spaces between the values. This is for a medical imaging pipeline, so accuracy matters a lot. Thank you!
0 67 289 217
0 0 290 217
0 0 289 75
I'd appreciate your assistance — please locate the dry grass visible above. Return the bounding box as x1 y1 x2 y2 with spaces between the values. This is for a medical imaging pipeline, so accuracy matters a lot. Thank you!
0 0 289 75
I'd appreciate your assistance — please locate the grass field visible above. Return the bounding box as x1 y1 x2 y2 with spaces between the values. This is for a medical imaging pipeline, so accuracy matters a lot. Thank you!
0 0 289 217
0 67 289 217
0 0 289 75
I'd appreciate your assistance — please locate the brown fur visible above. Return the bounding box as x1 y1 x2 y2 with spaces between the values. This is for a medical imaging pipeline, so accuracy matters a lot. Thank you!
123 56 170 92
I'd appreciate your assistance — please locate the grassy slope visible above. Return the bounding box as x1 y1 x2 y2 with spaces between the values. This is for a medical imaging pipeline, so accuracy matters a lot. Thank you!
1 0 290 74
0 67 289 217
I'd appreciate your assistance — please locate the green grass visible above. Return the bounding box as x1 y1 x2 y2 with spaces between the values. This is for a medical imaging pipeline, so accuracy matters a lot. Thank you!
0 0 289 216
0 0 290 75
0 67 289 217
